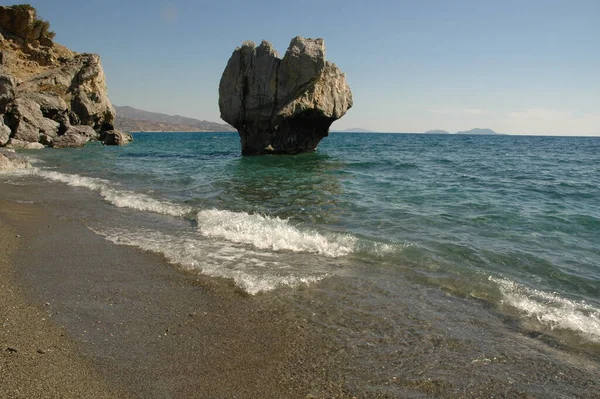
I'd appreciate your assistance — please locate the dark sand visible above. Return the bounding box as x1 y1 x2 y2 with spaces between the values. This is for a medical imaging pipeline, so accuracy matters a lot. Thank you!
0 201 123 398
0 183 349 399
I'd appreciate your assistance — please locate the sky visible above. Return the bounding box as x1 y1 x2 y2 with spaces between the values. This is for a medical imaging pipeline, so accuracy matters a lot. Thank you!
19 0 600 135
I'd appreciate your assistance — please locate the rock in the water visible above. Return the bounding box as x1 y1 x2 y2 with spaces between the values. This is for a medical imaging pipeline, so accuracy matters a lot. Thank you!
50 132 90 148
43 124 96 148
5 138 29 149
0 150 31 170
23 142 44 149
100 129 133 145
219 36 352 155
63 124 98 140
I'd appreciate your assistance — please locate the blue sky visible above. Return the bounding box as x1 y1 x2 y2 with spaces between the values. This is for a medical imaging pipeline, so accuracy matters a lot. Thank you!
22 0 600 135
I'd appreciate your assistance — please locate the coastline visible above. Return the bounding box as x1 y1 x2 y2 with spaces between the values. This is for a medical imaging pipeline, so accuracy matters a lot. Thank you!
1 150 599 398
0 182 349 398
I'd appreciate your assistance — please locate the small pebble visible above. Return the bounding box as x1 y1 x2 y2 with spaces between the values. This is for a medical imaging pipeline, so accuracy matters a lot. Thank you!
37 348 46 354
15 234 20 238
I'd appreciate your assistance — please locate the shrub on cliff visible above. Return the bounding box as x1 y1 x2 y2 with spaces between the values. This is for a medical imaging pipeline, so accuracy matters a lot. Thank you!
0 4 56 41
33 17 55 39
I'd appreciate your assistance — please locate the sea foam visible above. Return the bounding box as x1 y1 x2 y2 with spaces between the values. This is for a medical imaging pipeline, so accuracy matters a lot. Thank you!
10 168 192 217
490 276 600 343
98 227 327 294
196 209 357 257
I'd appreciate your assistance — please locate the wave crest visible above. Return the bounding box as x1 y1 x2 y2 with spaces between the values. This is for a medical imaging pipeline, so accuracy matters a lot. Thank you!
490 276 600 343
196 209 357 257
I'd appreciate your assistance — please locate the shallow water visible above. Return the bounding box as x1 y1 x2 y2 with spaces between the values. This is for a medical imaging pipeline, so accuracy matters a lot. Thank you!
2 132 600 396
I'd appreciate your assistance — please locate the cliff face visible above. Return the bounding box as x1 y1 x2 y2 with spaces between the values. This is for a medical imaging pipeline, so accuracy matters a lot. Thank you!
219 36 352 155
0 4 128 148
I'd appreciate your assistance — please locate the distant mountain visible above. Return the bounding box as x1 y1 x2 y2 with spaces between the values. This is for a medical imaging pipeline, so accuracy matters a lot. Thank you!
455 128 501 135
424 129 450 134
114 105 235 132
332 128 373 133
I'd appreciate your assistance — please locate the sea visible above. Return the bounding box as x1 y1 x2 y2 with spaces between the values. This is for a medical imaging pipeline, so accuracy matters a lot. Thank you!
2 132 600 396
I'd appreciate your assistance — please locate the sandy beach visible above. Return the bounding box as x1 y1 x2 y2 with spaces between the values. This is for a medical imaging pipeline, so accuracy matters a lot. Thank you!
0 182 350 399
0 198 123 398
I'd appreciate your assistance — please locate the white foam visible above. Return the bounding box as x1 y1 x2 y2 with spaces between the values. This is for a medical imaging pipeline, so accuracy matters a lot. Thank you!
7 168 192 217
196 209 357 257
490 276 600 343
97 227 327 294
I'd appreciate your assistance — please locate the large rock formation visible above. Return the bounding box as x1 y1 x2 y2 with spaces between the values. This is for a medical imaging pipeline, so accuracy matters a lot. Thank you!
0 4 130 148
219 36 352 155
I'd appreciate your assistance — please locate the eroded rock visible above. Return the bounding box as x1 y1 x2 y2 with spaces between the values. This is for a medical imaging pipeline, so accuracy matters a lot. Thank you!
17 53 115 132
0 118 10 145
0 5 46 43
0 5 125 149
23 142 44 149
4 97 59 142
0 74 16 112
50 132 89 148
100 129 133 146
0 150 31 170
63 125 98 140
219 36 352 155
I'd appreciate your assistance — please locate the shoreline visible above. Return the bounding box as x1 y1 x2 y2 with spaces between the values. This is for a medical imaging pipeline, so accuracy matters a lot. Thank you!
0 182 349 398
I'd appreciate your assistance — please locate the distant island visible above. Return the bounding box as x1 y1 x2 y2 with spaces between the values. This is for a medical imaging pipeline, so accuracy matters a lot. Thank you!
454 128 502 135
332 128 373 133
115 106 235 132
424 129 450 134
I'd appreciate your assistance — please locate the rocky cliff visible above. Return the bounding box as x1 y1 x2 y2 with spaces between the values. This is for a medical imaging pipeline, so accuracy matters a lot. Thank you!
219 37 352 155
0 4 131 149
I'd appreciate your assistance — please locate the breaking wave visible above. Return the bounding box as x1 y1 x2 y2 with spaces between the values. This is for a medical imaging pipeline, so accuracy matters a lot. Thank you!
196 209 357 257
97 227 327 294
490 276 600 343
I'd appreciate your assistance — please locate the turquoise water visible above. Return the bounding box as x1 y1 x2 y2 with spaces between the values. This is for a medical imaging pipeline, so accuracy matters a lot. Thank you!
5 132 600 349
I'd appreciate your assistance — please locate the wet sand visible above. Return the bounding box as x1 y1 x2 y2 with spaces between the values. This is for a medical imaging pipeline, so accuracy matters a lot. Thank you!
0 183 349 399
0 201 123 398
